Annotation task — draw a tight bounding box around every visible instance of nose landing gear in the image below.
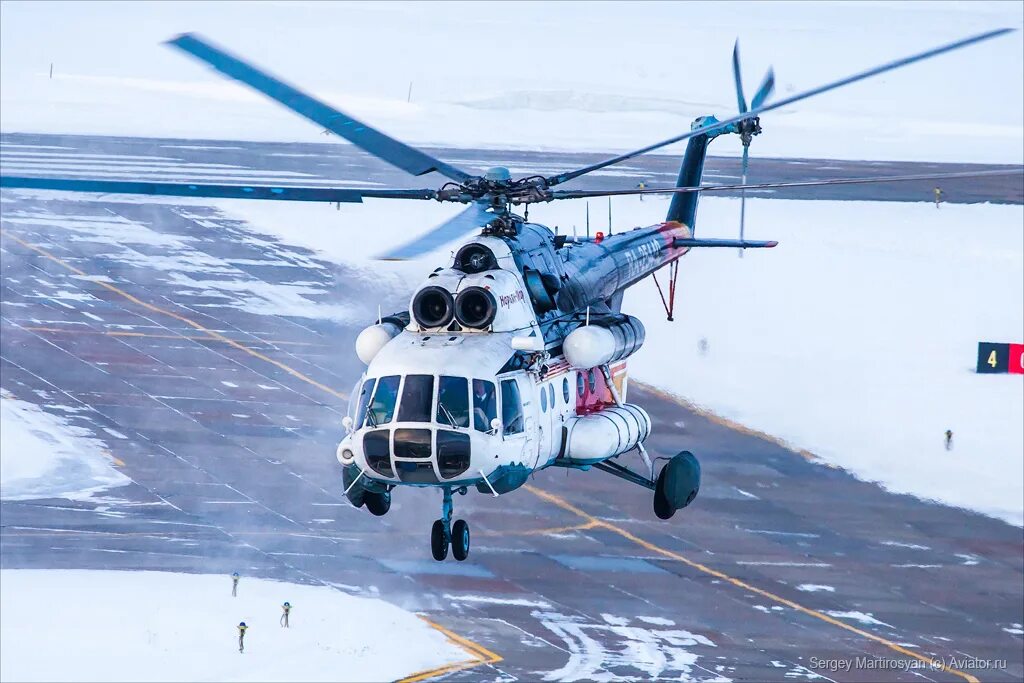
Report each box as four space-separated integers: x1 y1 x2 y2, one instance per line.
430 487 471 562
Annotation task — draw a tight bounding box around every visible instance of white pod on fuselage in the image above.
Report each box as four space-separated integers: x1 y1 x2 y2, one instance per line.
564 404 651 464
355 322 403 365
563 316 645 369
563 325 616 368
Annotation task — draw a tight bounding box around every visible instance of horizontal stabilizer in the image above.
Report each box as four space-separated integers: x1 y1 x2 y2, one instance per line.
673 237 777 249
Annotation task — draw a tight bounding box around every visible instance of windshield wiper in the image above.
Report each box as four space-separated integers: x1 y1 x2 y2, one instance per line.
365 407 379 428
438 402 458 428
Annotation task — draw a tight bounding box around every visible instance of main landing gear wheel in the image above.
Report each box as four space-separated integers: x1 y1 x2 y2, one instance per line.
451 519 470 561
653 450 702 520
365 490 391 516
430 519 449 561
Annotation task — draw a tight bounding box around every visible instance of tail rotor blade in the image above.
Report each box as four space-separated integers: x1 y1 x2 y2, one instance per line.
750 67 776 110
377 202 492 260
732 39 748 113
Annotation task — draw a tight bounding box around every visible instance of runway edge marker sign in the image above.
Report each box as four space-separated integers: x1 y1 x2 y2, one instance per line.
976 342 1024 374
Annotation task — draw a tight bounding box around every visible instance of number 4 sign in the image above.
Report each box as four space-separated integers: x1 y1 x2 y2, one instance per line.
977 342 1024 374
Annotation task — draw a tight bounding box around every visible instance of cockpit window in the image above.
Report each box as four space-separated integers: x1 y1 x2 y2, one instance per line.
500 378 524 435
437 376 469 428
472 379 497 432
398 374 434 423
366 375 399 426
353 377 375 428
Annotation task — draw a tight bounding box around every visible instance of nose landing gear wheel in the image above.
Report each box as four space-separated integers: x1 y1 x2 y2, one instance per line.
451 519 470 561
430 519 449 561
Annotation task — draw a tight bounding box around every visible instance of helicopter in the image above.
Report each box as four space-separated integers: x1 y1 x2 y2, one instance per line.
1 28 1016 562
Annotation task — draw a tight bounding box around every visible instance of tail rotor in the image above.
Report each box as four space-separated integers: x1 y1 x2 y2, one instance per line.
731 40 775 257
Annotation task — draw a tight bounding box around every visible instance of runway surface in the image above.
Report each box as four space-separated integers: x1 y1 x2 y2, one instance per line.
1 135 1022 682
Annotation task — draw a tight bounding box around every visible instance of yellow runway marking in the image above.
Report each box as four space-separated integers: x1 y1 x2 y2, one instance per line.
2 229 494 681
525 485 979 683
397 617 503 683
636 382 839 468
3 230 977 683
18 325 324 347
476 520 600 537
2 230 347 401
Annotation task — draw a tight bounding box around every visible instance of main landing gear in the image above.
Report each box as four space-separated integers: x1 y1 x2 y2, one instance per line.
592 449 701 520
431 486 471 562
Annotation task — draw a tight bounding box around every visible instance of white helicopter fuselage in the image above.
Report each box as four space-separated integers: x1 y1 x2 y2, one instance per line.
336 234 651 495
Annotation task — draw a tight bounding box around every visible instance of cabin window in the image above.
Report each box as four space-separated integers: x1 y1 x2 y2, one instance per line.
366 375 399 426
437 431 471 479
472 379 497 432
548 383 555 408
540 384 548 413
437 376 470 428
354 377 375 427
562 377 570 404
500 379 524 435
398 374 434 423
587 369 597 393
576 372 585 398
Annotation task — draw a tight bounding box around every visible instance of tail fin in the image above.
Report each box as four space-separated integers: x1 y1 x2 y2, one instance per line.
665 116 733 233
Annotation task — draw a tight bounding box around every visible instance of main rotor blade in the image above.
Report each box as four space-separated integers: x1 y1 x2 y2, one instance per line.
0 176 437 202
732 40 748 114
167 33 471 182
750 67 776 110
377 202 493 260
545 28 1013 187
549 168 1022 199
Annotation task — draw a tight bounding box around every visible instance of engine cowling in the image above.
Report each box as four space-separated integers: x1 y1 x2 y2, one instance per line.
565 404 651 464
563 315 645 369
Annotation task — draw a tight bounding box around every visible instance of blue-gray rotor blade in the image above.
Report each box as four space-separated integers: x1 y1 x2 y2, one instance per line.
732 40 748 113
167 33 471 183
0 176 437 202
750 67 775 109
549 168 1022 199
378 202 492 260
546 28 1013 187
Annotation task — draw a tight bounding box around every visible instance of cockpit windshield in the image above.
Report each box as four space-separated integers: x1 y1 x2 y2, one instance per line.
356 374 498 431
366 375 400 426
397 374 434 423
473 379 497 432
437 376 470 428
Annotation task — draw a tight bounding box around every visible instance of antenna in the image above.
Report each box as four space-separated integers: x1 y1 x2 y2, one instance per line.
607 197 612 236
586 201 590 238
585 306 591 326
377 304 382 325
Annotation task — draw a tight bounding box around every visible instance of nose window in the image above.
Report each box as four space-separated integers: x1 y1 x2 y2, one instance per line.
394 428 432 458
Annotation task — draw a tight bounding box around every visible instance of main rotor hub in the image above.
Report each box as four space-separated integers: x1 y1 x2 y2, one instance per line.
484 167 512 182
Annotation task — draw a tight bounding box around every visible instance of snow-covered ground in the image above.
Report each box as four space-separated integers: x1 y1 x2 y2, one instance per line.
0 389 129 501
1 2 1022 163
0 569 466 682
217 193 1024 527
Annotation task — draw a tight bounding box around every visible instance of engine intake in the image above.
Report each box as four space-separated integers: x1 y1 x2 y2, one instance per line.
454 287 497 329
412 286 455 328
